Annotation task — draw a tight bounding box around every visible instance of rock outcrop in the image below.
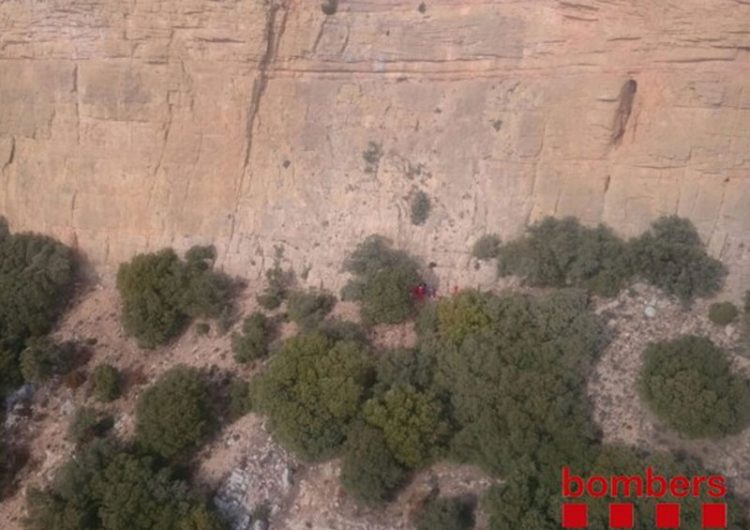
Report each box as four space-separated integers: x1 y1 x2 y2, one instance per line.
1 0 749 293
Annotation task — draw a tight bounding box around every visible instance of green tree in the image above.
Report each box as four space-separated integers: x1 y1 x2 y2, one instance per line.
0 225 76 397
116 246 234 348
68 407 113 446
20 338 77 383
135 366 212 459
708 301 739 325
231 312 272 363
431 290 606 475
254 333 374 460
339 423 409 504
286 289 336 330
639 335 750 438
417 497 474 530
410 191 431 226
363 384 449 469
471 234 501 260
91 364 121 402
436 290 494 344
342 236 422 325
496 217 632 297
630 216 725 302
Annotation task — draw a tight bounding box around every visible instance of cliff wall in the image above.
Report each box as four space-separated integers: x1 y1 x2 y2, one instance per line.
1 0 749 293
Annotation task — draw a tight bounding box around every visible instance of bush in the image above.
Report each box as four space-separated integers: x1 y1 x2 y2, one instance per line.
471 234 501 260
318 318 368 344
410 191 431 226
362 384 449 469
116 246 233 348
639 335 750 438
24 440 226 530
253 333 374 460
19 338 77 383
342 235 422 324
286 289 336 330
496 217 632 297
0 226 76 397
417 497 474 530
431 289 606 475
0 229 76 352
135 365 213 459
256 261 293 310
435 290 494 344
91 364 121 402
232 312 273 363
745 290 750 314
630 216 726 302
195 322 210 336
340 422 409 504
227 378 252 421
67 407 113 446
0 348 22 397
708 301 739 325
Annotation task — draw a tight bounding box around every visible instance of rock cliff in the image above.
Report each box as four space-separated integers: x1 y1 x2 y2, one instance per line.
1 0 749 293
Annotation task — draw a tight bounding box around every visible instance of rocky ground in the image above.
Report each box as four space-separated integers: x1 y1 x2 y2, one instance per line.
1 280 749 529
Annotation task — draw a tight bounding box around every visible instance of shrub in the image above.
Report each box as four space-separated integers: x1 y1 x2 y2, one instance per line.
360 265 421 324
708 302 739 325
362 142 383 174
91 364 121 402
0 226 76 397
375 348 434 392
342 235 423 324
0 348 22 397
435 290 494 344
318 318 368 344
232 312 273 363
135 365 213 459
256 261 293 310
340 423 409 504
745 290 750 314
67 407 113 446
253 333 374 460
19 338 77 383
410 191 431 226
286 289 336 330
471 234 501 260
24 439 226 530
431 289 606 475
195 322 210 336
639 335 750 438
363 384 449 469
496 217 632 297
417 497 474 530
116 246 233 348
0 228 76 353
630 216 726 302
227 378 252 421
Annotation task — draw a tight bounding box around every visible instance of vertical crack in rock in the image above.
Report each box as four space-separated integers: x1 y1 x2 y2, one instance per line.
2 138 15 173
611 79 637 144
72 63 80 145
226 0 289 254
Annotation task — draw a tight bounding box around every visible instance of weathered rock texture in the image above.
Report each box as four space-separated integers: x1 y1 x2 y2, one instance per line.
1 0 749 293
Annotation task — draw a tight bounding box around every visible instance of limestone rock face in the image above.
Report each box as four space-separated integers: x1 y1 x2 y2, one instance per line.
1 0 749 293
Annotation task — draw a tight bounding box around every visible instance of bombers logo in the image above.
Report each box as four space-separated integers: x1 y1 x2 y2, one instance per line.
561 467 728 528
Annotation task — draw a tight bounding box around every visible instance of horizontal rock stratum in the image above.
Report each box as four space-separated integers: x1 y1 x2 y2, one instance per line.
1 0 749 293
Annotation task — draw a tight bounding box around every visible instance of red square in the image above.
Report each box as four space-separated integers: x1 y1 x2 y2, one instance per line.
702 503 727 528
562 503 588 528
610 503 634 528
656 503 680 528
